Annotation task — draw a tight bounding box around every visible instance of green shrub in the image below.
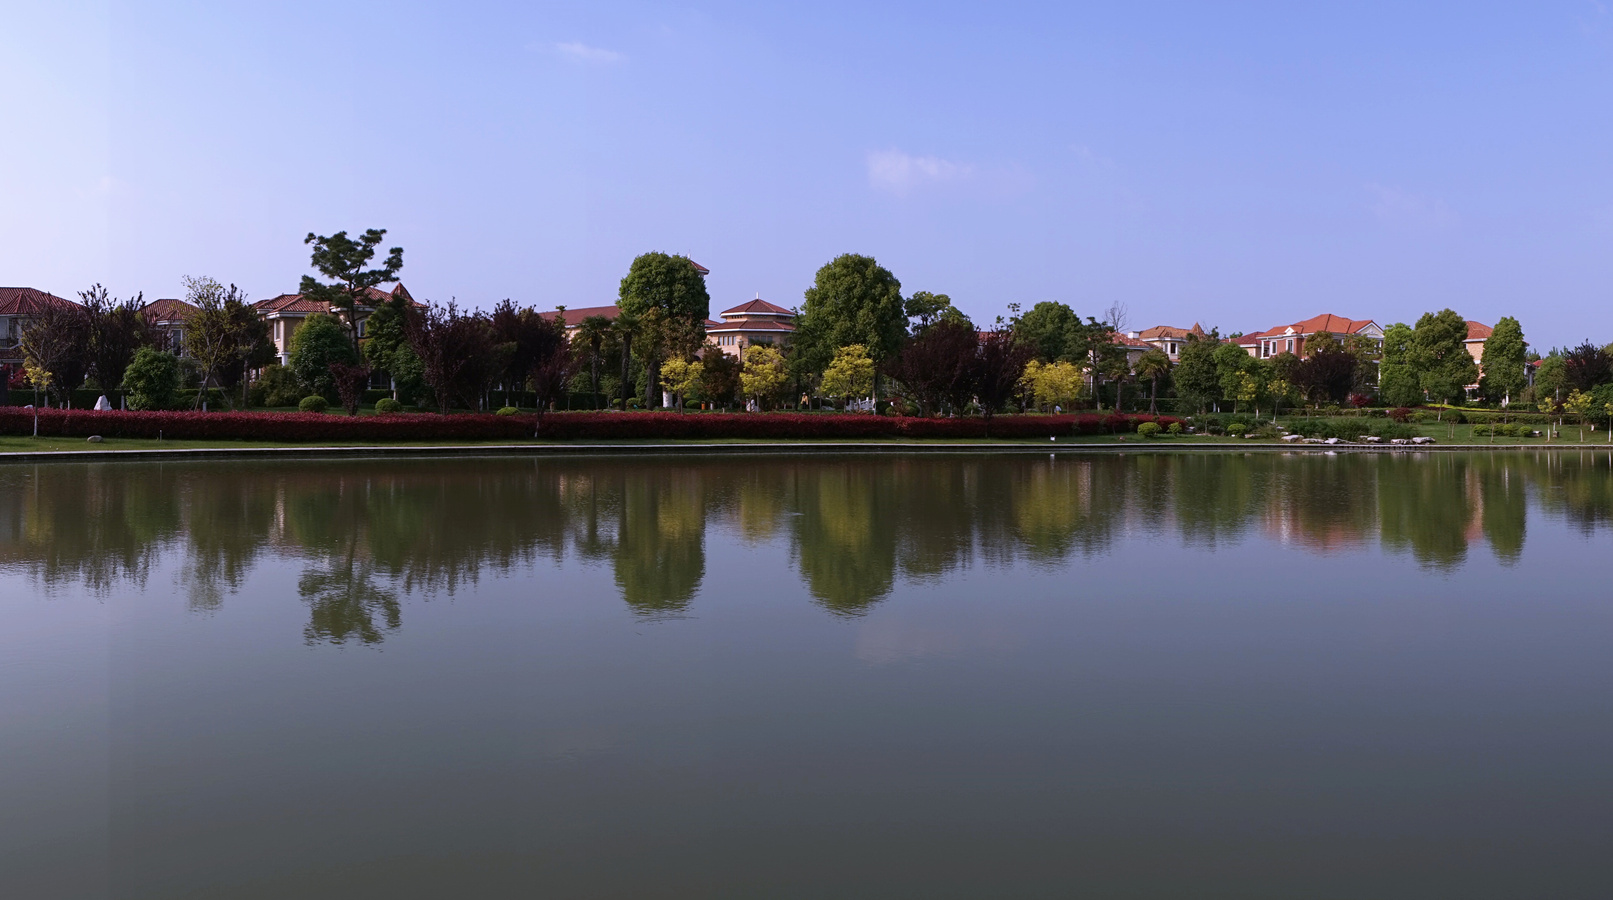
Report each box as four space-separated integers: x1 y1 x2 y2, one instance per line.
374 398 404 414
251 365 304 407
1167 422 1183 435
1137 421 1161 438
1227 423 1248 436
495 406 520 416
123 348 181 411
299 395 329 413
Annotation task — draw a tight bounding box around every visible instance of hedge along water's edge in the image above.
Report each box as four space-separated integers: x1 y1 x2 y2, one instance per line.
0 409 1184 443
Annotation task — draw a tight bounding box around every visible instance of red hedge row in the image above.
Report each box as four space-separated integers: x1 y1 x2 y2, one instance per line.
0 408 1183 443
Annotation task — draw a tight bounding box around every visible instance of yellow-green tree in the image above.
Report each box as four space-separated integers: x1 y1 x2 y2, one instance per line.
819 344 874 406
740 345 787 408
1021 359 1084 411
1564 389 1595 441
659 358 703 410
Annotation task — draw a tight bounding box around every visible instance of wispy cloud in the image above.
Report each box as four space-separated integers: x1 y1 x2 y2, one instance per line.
1366 183 1458 231
553 41 625 64
867 149 973 195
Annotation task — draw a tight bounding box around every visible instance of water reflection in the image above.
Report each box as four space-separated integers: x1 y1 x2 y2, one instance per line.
1 451 1610 641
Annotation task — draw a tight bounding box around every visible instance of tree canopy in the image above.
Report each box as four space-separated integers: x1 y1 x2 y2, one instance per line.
795 254 906 375
1407 309 1477 405
300 228 404 353
1479 316 1527 405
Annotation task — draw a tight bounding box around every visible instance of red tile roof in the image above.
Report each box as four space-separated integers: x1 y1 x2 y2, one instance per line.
1138 323 1205 340
719 298 794 318
538 304 621 326
141 298 198 322
253 283 414 316
253 293 329 315
1110 332 1152 350
707 318 795 333
1240 313 1377 342
1465 321 1492 342
0 287 75 316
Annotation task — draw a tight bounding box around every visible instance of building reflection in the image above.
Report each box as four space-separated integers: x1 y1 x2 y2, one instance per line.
1 450 1609 640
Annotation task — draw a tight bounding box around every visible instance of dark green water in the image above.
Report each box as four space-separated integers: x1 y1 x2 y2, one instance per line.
3 451 1612 899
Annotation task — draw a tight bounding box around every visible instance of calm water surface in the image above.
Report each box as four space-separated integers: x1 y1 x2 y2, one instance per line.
3 451 1612 899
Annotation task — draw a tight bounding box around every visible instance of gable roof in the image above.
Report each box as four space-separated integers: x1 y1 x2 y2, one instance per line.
0 287 75 317
141 298 198 322
720 298 794 318
1465 321 1493 342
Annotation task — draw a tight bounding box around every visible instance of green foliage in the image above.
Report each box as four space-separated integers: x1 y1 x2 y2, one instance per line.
298 395 329 413
1167 421 1183 434
495 406 520 416
795 254 905 375
1479 316 1527 405
1534 352 1567 406
699 352 741 407
1377 323 1421 407
1012 301 1080 362
618 253 711 405
1408 309 1478 404
300 228 404 352
905 291 968 332
1136 421 1161 438
1227 423 1248 436
1172 334 1222 411
374 397 404 414
288 313 358 397
122 347 181 411
1022 359 1083 409
251 364 305 407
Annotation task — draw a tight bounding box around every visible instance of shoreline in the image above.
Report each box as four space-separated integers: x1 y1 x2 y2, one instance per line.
0 440 1604 464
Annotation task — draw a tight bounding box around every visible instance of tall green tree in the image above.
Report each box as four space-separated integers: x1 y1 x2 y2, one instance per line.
1479 316 1527 406
904 291 967 333
1377 322 1422 407
288 312 358 399
300 228 404 354
618 252 710 409
1012 301 1080 362
1408 309 1478 404
1534 352 1567 407
1172 333 1222 413
796 254 905 389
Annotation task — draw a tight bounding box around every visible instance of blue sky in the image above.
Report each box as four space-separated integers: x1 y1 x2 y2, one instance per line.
2 1 1610 348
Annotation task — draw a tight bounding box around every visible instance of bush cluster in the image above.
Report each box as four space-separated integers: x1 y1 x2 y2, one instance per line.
0 409 1184 443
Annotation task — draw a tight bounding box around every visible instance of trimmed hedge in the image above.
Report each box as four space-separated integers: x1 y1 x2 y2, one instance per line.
0 409 1183 443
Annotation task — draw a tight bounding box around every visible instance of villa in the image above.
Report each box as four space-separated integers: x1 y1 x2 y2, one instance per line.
1237 314 1384 359
1130 323 1208 361
140 298 199 355
0 287 76 369
706 297 796 357
254 284 415 366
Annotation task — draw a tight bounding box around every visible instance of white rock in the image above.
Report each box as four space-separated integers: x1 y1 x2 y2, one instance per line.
86 435 103 443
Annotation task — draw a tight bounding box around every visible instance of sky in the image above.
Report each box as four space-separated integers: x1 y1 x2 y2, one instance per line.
2 0 1610 349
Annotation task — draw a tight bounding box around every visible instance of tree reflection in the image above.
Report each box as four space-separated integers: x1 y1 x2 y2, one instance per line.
613 471 706 616
299 547 401 646
10 450 1613 631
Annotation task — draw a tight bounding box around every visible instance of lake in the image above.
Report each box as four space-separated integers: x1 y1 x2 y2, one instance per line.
3 450 1611 898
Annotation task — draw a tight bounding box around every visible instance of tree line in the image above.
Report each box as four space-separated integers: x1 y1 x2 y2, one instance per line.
10 228 1590 418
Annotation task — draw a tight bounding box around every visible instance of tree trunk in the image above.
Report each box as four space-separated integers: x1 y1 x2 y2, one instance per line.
1149 374 1159 414
620 337 632 411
